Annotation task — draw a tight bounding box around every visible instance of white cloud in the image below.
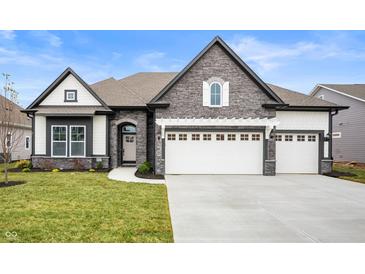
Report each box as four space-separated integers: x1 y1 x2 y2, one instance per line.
0 30 16 40
30 31 62 47
229 33 365 73
135 51 166 71
229 36 319 71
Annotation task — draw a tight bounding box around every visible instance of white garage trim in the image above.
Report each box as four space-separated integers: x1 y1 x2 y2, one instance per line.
156 117 279 139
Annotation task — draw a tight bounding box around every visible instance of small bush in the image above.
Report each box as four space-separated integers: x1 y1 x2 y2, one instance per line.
22 167 31 172
16 160 32 169
89 168 95 172
96 161 103 170
138 161 152 174
52 168 60 172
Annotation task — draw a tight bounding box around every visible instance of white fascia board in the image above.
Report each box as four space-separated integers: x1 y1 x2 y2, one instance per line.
311 85 365 103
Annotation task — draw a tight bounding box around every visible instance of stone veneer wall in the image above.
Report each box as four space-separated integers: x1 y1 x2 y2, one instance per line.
109 110 147 168
153 44 277 174
32 156 109 169
320 159 333 174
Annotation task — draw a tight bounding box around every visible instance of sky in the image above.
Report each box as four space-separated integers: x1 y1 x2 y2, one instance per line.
1 30 365 107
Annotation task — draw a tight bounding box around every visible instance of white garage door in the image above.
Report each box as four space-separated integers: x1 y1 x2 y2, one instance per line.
165 132 263 174
276 133 319 174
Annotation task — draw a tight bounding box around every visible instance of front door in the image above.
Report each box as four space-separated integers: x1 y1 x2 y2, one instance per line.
122 135 136 162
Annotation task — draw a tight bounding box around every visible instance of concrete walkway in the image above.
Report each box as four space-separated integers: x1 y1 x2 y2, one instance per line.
166 174 365 243
108 167 165 184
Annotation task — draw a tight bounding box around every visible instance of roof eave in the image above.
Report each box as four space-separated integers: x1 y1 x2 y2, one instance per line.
264 104 349 111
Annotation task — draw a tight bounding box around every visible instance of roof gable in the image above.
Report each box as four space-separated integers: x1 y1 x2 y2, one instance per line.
150 36 284 104
311 84 365 103
27 67 110 109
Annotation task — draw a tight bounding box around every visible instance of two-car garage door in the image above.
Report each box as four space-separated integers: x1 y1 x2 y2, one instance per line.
165 132 263 174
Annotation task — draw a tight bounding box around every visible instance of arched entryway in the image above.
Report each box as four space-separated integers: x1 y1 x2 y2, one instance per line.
119 123 137 165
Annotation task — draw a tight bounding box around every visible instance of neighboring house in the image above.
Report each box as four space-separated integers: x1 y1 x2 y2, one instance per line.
23 36 347 175
0 95 32 162
311 84 365 163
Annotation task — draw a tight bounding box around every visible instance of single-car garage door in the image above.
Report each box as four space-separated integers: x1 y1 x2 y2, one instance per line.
276 133 319 173
165 132 263 174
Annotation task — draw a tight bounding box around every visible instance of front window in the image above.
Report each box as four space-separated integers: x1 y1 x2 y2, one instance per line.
65 90 77 102
122 125 136 133
70 126 86 157
52 126 67 157
210 82 221 106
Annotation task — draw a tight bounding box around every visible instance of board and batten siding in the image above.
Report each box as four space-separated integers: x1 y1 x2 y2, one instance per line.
314 87 365 162
39 74 101 106
276 111 329 157
92 115 107 155
34 115 47 155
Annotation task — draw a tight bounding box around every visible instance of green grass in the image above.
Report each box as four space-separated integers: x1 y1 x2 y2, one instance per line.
333 163 365 184
0 167 173 243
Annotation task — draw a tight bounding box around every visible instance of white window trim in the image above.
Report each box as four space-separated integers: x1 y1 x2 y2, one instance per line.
209 82 223 107
332 132 342 138
70 125 86 157
51 125 68 158
25 136 31 150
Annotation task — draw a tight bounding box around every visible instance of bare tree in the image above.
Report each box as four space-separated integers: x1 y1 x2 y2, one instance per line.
0 73 23 183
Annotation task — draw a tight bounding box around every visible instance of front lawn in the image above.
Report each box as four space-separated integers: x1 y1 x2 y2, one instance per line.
333 163 365 184
0 169 173 243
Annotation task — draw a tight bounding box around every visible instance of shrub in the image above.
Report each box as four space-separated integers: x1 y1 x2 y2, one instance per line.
16 160 32 169
96 161 103 170
89 168 95 172
22 167 31 172
52 168 60 172
137 161 152 174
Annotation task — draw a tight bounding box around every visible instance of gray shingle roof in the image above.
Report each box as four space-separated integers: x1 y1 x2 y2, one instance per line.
319 84 365 101
91 73 338 108
268 84 337 107
90 72 178 107
1 95 31 126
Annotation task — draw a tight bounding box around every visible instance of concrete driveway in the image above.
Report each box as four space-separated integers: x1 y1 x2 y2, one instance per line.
165 174 365 242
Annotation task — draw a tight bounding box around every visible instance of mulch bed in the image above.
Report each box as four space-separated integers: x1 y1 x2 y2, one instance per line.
3 168 111 173
135 171 165 180
324 171 357 178
0 181 26 188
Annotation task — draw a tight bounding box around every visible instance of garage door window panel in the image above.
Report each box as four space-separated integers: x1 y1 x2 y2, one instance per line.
192 134 200 141
216 134 224 141
227 134 236 141
240 134 249 141
203 134 211 141
167 134 176 141
252 134 260 141
179 134 187 141
285 135 293 142
275 135 282 141
297 135 305 142
308 135 316 142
